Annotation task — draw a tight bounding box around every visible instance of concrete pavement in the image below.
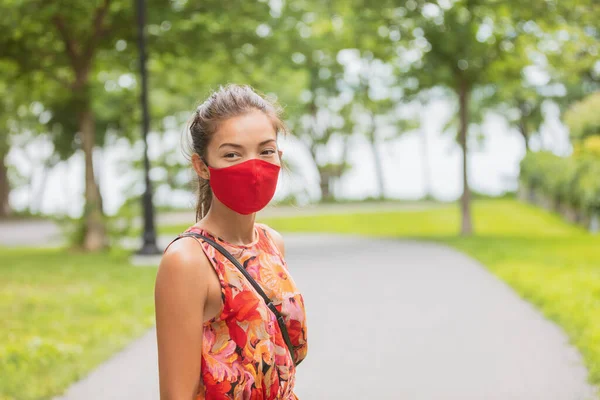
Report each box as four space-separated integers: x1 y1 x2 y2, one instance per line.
53 233 597 400
0 218 64 248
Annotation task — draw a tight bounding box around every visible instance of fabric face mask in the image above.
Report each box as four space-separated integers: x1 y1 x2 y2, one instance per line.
207 158 281 215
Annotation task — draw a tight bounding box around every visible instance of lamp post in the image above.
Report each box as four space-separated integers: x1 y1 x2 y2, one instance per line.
135 0 160 255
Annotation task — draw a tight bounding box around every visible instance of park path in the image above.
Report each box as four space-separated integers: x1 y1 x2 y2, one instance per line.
52 233 596 400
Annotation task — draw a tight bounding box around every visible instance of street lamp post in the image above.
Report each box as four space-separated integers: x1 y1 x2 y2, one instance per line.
135 0 160 255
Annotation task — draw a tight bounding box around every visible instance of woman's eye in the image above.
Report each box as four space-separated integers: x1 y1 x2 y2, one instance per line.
224 153 238 158
262 149 276 156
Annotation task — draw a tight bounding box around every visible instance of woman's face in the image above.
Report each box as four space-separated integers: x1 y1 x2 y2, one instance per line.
205 109 281 169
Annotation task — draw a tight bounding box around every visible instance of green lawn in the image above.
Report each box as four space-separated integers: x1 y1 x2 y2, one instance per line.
262 199 600 387
0 247 157 400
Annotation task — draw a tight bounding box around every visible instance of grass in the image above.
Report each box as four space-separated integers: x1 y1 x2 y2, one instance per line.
151 200 445 238
0 246 157 400
261 199 600 387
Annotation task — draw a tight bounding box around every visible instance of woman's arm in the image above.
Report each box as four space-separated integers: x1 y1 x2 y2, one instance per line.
155 238 211 400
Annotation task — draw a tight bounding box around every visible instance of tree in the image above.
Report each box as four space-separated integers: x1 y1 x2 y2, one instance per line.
274 0 410 202
501 89 544 152
337 0 403 200
441 86 489 153
291 88 353 202
0 0 142 249
412 92 440 199
122 1 308 211
485 65 546 152
0 61 18 218
565 91 600 144
399 0 539 235
0 59 60 218
345 54 398 200
270 1 352 202
0 132 11 218
547 0 599 109
1 0 281 248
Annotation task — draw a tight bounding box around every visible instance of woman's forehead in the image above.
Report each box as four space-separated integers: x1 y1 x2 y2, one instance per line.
212 110 277 145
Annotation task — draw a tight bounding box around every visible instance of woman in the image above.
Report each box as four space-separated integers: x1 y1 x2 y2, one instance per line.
155 84 308 400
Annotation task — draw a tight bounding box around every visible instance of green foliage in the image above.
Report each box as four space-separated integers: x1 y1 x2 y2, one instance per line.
2 0 599 237
565 92 600 141
573 157 600 213
51 199 141 249
544 1 599 110
488 82 546 150
105 196 141 244
394 0 546 233
262 199 600 386
0 247 156 400
53 215 87 248
520 151 600 212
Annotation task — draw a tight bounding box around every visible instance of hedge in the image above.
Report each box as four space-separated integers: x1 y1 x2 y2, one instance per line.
519 151 600 230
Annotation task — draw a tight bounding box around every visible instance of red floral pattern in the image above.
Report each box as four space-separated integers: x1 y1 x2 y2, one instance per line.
170 223 308 400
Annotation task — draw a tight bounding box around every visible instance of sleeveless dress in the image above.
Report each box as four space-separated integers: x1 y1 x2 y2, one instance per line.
164 223 308 400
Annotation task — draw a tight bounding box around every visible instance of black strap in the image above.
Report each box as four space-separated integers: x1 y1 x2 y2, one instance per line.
175 232 299 366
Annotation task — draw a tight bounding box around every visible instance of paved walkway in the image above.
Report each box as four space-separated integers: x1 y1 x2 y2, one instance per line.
53 234 597 400
0 219 63 247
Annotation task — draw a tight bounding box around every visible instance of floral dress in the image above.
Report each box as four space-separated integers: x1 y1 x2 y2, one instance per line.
164 223 308 399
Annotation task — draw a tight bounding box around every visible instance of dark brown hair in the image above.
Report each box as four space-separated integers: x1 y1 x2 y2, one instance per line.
186 84 286 222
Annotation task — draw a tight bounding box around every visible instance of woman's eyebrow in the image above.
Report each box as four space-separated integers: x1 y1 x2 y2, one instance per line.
219 139 276 150
219 143 243 149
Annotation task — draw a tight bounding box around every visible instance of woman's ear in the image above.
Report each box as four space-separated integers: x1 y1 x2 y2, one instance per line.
278 149 283 160
192 153 210 180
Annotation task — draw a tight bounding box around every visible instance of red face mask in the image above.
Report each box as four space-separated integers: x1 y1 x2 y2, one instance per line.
207 159 281 215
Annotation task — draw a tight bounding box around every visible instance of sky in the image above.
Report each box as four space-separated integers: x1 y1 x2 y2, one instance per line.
8 97 572 218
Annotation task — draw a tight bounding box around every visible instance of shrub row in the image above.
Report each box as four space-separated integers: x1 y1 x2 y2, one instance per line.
519 151 600 232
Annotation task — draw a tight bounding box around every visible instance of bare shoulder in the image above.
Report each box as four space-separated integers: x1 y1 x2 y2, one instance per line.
155 237 212 300
260 224 286 257
155 237 210 398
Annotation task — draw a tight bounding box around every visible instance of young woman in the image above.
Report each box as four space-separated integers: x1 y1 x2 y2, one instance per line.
155 85 308 400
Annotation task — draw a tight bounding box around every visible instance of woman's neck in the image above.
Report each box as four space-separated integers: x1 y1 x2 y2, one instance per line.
196 201 257 246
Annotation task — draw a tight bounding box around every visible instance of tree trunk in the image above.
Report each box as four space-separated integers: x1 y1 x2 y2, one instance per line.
334 135 351 198
306 143 333 203
318 168 333 202
94 149 105 216
368 131 386 200
458 80 473 236
518 104 530 151
518 125 530 151
0 148 10 219
79 105 107 251
420 129 432 199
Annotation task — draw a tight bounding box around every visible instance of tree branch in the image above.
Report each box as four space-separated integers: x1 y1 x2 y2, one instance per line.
52 15 80 73
83 0 112 64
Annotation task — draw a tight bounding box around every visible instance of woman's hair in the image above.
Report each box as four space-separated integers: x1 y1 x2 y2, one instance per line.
187 84 286 221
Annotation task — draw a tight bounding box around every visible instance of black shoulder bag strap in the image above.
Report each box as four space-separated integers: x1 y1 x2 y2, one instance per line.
176 232 299 366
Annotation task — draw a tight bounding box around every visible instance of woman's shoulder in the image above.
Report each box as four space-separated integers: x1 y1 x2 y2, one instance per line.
256 223 285 257
158 235 213 291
